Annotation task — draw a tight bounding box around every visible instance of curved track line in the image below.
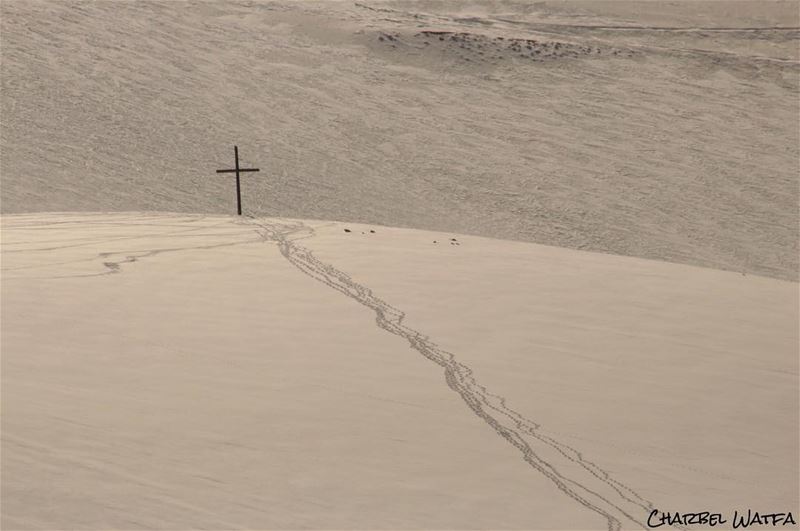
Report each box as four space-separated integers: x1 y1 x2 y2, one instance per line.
246 217 678 531
3 237 262 280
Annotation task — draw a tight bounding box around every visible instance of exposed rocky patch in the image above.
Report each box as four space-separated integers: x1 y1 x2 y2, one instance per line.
375 30 637 64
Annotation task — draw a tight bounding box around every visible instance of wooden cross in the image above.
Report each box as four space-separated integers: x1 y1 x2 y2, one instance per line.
215 145 260 216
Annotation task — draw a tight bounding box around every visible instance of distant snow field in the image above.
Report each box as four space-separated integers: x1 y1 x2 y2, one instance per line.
1 0 798 280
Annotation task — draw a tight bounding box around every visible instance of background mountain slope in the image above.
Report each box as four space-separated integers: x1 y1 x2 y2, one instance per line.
1 0 798 280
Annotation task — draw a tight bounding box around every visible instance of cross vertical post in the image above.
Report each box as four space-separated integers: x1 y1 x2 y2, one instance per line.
234 145 242 216
215 145 260 216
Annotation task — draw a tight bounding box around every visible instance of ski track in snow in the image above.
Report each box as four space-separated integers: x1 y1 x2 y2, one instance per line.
245 216 683 531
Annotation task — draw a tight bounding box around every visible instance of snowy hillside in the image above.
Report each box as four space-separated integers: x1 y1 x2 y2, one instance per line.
2 212 797 529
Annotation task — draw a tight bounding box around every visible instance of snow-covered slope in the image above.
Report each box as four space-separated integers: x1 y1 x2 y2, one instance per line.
2 212 797 530
2 2 798 528
1 1 797 280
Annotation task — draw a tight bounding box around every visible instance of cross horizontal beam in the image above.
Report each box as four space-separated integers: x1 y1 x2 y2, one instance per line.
216 168 260 173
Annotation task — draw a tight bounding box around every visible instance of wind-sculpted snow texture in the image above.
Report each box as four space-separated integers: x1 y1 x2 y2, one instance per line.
247 217 674 531
1 1 798 281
